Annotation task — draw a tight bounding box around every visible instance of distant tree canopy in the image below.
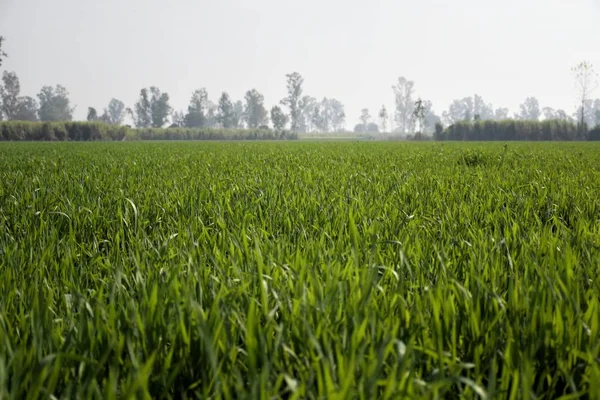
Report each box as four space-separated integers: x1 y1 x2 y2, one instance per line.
217 92 235 129
184 89 208 128
37 85 74 122
132 87 171 128
13 96 38 122
518 97 541 121
442 95 493 125
270 105 288 131
104 98 126 125
0 71 39 122
438 119 582 141
87 107 98 122
244 89 268 129
353 122 378 134
1 71 20 120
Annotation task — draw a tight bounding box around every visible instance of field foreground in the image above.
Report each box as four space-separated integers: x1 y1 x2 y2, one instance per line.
1 141 599 399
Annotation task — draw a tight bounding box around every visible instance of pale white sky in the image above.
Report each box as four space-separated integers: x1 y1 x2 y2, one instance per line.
1 0 599 126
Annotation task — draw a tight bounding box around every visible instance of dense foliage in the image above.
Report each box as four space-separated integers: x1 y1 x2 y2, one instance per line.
588 126 600 141
133 127 295 141
438 119 584 141
0 142 599 398
0 121 295 141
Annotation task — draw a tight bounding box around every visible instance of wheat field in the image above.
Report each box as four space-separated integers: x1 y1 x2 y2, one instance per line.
0 141 599 399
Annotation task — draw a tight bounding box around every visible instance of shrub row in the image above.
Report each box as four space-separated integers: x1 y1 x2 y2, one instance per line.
0 121 128 141
437 119 589 141
132 127 297 141
588 126 600 141
0 121 297 141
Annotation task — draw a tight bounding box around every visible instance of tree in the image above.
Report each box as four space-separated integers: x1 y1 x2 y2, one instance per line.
494 108 510 120
0 75 39 121
232 100 244 129
462 97 474 121
104 98 126 125
542 107 556 120
473 94 494 120
171 110 185 127
270 105 288 131
149 87 171 128
133 88 152 128
217 92 235 128
378 105 388 133
572 61 599 133
443 95 494 125
422 101 441 133
0 36 7 68
0 71 20 120
37 85 74 121
443 99 467 125
573 99 600 128
87 107 98 121
360 108 371 132
318 98 332 132
555 109 570 121
133 87 171 128
13 96 38 121
353 122 378 133
281 72 304 132
299 96 317 132
312 107 323 132
518 97 541 120
184 89 208 128
244 89 268 128
204 100 218 128
366 122 379 133
413 99 426 133
329 99 346 132
392 77 415 133
313 97 342 132
434 122 444 140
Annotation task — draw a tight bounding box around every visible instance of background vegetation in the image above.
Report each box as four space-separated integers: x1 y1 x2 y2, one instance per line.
437 119 588 141
1 35 599 139
0 121 296 141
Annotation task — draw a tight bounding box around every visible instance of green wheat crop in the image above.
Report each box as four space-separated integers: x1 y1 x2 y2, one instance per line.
0 141 599 399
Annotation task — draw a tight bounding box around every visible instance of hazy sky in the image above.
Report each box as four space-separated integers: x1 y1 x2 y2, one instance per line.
1 0 599 126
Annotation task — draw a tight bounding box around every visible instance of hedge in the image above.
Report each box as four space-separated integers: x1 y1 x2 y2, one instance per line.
0 121 297 141
438 119 584 141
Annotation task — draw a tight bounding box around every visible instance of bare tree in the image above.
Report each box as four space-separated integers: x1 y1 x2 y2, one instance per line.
572 62 598 134
392 77 415 133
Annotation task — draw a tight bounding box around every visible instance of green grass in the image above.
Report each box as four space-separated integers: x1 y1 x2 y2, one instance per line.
1 141 599 399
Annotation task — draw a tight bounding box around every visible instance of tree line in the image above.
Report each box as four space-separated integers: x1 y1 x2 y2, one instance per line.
356 64 599 139
1 35 599 140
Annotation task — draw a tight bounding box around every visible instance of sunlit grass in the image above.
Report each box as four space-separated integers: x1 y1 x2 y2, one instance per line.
0 141 599 399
